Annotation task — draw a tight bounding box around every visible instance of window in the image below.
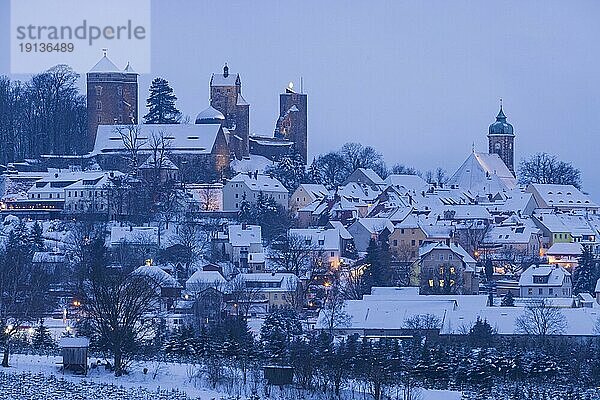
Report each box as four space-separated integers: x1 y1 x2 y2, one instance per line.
401 229 405 234
274 294 278 300
549 288 554 295
439 279 445 287
393 240 398 246
97 115 101 123
95 86 102 95
117 87 123 96
411 240 416 246
528 288 533 295
449 267 455 274
428 279 434 287
538 288 543 295
448 254 453 260
235 193 239 198
439 267 444 274
96 100 102 110
330 251 335 257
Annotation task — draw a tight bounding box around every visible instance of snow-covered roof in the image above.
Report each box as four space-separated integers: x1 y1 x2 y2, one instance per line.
229 273 298 292
59 337 90 348
484 223 540 245
211 72 239 86
447 152 517 195
595 278 600 293
230 155 274 174
132 265 182 288
288 228 341 251
547 242 583 256
195 105 225 123
186 270 226 292
110 226 159 246
297 184 329 199
328 221 353 240
317 287 599 336
419 241 476 265
32 251 66 264
228 224 262 247
89 55 120 73
527 184 598 209
518 264 570 287
92 124 224 156
229 173 288 193
384 174 430 193
236 93 249 106
343 168 385 187
352 218 394 234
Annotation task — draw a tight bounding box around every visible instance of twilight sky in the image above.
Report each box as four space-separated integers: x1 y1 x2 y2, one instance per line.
1 1 599 196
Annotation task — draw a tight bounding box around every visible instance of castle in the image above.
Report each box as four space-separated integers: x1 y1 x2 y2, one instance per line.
87 56 308 180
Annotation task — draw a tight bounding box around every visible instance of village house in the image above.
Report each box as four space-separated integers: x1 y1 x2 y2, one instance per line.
418 241 479 295
518 264 572 298
222 172 288 212
289 183 329 213
347 217 394 253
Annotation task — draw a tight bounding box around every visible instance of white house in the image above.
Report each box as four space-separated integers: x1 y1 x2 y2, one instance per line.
347 218 394 252
546 242 583 270
227 272 299 314
288 227 344 269
526 183 599 214
223 172 288 212
185 270 227 294
216 224 263 270
518 264 572 298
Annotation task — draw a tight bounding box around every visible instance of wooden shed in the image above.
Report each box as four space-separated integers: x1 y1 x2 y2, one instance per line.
59 337 89 375
263 365 294 386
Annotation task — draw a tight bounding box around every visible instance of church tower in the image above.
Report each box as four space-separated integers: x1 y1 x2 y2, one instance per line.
488 101 515 176
87 50 138 151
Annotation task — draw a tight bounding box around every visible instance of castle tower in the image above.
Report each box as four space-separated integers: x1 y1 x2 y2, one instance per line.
275 83 307 163
209 64 249 158
87 50 138 151
488 101 515 176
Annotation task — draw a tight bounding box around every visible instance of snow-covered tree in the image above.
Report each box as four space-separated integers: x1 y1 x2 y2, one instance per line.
31 319 54 349
144 77 181 124
573 244 598 295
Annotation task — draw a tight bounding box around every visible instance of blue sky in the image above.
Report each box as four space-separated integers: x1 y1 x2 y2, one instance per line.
1 1 599 196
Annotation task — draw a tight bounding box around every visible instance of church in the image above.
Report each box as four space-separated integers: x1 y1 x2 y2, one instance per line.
87 55 308 181
447 103 517 196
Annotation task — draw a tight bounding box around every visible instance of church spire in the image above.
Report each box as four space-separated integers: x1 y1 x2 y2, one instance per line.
223 63 229 78
496 98 506 121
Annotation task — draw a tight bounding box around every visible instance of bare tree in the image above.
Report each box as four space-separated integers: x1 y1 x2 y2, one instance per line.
80 265 164 376
518 152 582 189
228 277 263 319
115 124 147 177
321 281 351 335
198 185 220 211
515 299 568 340
270 232 317 276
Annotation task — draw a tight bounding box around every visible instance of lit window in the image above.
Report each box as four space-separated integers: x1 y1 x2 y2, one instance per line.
439 279 445 287
428 279 434 287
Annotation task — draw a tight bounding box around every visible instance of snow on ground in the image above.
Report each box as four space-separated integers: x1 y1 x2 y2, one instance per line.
4 353 462 400
7 354 225 399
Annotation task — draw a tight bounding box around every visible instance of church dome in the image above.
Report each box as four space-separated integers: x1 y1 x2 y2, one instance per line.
195 105 225 124
488 106 514 135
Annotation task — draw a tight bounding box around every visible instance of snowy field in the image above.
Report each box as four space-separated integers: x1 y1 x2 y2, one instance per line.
1 354 462 400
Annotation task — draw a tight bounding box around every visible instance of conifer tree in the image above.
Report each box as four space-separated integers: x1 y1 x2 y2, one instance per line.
31 319 54 349
29 221 45 253
144 77 181 124
573 244 598 295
